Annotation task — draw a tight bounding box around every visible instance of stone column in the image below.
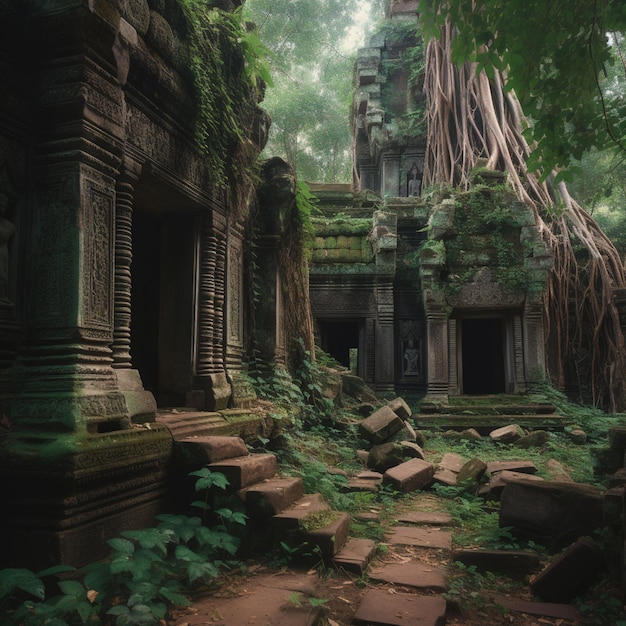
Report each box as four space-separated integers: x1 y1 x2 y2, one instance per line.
193 213 231 410
425 306 449 401
448 319 460 395
374 279 395 392
523 298 547 384
112 174 157 421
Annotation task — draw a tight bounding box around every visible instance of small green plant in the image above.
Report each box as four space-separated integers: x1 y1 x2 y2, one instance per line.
0 470 245 626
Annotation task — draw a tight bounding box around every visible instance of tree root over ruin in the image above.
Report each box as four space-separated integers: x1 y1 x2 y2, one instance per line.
423 22 626 410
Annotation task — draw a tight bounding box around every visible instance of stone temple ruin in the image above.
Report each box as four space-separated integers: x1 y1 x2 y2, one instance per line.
310 1 552 402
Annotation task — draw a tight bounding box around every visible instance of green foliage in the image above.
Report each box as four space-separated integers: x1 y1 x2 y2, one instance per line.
0 472 244 625
418 0 626 178
178 2 271 191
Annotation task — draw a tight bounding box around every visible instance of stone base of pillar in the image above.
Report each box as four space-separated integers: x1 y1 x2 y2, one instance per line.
114 368 157 423
192 373 232 411
0 424 172 570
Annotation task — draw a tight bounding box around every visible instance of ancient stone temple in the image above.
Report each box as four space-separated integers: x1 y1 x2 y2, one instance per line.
0 0 279 569
309 0 552 401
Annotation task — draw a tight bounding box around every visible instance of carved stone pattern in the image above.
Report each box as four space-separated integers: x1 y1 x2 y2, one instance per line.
83 179 113 329
112 180 133 368
32 172 77 326
448 319 458 390
227 240 242 345
214 233 226 370
196 216 216 375
513 314 525 385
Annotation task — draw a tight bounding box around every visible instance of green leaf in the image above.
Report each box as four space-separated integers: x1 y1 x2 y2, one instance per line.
0 569 45 600
108 537 135 556
57 579 85 597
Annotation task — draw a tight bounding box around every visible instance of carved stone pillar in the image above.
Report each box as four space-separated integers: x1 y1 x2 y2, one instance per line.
375 279 395 392
523 298 547 384
448 319 460 395
425 307 449 401
112 175 157 421
193 214 231 410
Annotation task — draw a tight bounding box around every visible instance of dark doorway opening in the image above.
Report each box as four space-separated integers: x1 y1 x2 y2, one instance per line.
132 208 197 406
318 320 360 371
461 318 506 394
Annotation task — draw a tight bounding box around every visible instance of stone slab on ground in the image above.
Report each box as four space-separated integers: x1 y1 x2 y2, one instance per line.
208 453 277 489
433 467 458 486
395 510 453 526
340 477 380 493
452 549 541 580
333 537 377 574
494 598 582 621
273 493 330 531
489 469 544 497
353 589 446 626
386 526 453 550
171 571 325 626
368 561 447 592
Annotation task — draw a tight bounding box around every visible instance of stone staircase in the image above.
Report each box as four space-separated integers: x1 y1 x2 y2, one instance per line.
415 394 567 433
170 434 377 571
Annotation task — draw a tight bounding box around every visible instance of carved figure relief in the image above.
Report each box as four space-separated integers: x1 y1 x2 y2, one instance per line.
407 160 423 197
399 319 423 378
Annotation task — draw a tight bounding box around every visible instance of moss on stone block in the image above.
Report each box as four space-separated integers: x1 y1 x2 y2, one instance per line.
325 236 337 249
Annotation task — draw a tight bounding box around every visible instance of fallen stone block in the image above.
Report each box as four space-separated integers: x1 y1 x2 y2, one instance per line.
487 460 537 475
358 405 404 444
514 430 549 448
460 427 481 440
390 420 417 442
238 476 304 519
387 396 412 420
367 442 407 471
530 537 606 602
332 537 377 575
452 548 541 580
433 467 457 486
500 480 605 549
609 467 626 488
489 423 524 443
489 470 544 498
568 428 587 445
545 459 573 482
439 452 465 473
383 458 434 493
457 457 487 490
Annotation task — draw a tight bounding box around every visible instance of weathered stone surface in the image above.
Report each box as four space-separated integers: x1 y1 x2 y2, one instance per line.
305 511 350 556
396 510 453 525
438 452 464 473
487 460 537 475
341 374 378 403
568 428 587 445
457 457 487 489
386 526 453 550
414 429 428 447
367 442 407 471
489 423 525 443
452 549 541 580
273 494 329 531
398 440 425 459
494 598 582 622
332 537 377 574
353 590 446 626
460 427 481 440
238 476 304 518
357 470 384 481
390 420 417 442
368 562 447 592
387 396 412 420
500 481 605 548
383 458 434 492
489 470 544 497
340 478 380 493
514 430 549 448
590 445 623 474
433 467 457 486
603 486 625 526
609 467 626 488
174 435 248 468
609 426 626 450
358 405 405 443
545 459 573 482
530 537 606 602
356 449 369 463
208 453 277 490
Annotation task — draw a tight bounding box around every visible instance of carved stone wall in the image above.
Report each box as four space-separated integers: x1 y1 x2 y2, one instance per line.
0 0 264 569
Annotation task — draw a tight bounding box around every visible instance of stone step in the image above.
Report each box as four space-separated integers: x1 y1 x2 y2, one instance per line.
353 590 446 626
272 493 351 557
173 435 249 470
208 453 277 490
414 414 566 433
332 537 377 574
368 561 448 592
238 476 305 519
419 400 556 415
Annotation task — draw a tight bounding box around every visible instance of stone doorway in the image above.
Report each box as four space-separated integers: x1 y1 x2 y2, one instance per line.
318 320 362 374
132 208 199 407
460 318 508 395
